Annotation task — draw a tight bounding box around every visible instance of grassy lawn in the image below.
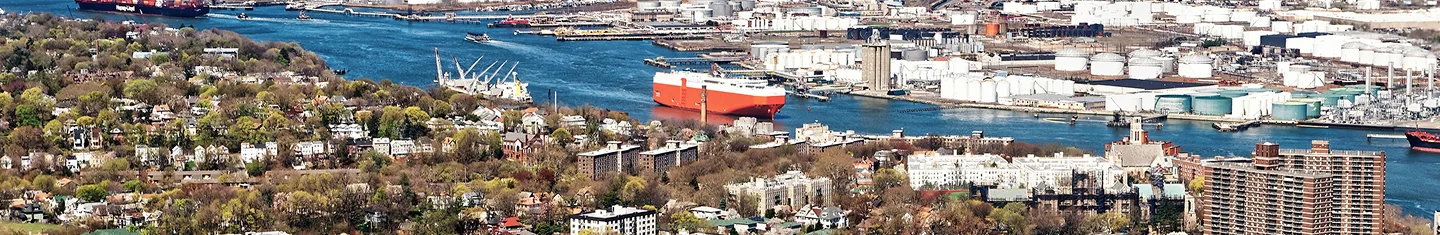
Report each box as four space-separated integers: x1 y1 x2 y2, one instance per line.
0 222 61 233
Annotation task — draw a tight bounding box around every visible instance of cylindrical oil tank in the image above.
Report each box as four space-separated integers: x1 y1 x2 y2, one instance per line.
996 80 1012 98
1128 49 1162 59
902 48 927 61
1358 44 1377 65
1193 96 1232 116
638 0 661 10
710 1 733 17
980 79 998 103
1271 102 1309 120
1317 93 1343 106
1091 53 1125 76
1373 46 1396 67
966 79 982 102
739 0 755 10
1154 94 1192 113
1292 98 1322 118
1055 48 1090 71
1341 41 1365 63
1129 57 1164 79
1155 57 1175 73
1290 90 1316 98
985 24 1001 36
1219 90 1249 98
1178 54 1214 78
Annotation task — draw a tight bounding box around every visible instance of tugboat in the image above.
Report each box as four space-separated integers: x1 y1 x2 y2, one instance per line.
297 10 311 20
1405 131 1440 152
237 12 250 19
465 32 491 43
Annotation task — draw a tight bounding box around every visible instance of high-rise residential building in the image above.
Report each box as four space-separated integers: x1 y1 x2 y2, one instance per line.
725 170 832 213
1199 141 1386 235
637 140 698 175
569 205 657 235
577 141 642 179
861 30 891 91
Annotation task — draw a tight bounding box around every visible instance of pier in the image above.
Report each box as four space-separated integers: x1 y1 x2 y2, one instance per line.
557 34 708 41
1366 133 1406 139
642 56 744 68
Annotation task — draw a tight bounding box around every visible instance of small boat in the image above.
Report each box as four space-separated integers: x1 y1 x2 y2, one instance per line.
237 12 250 19
332 69 347 75
297 11 311 20
465 32 491 43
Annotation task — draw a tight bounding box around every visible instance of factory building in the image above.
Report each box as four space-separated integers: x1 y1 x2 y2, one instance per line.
1196 141 1386 235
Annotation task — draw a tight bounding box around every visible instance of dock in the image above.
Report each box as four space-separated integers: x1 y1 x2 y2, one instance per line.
557 34 708 41
642 56 744 68
1213 120 1261 132
787 90 831 101
1366 133 1406 139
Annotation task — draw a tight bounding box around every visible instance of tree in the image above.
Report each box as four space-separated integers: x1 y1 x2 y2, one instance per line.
32 175 56 193
1086 212 1130 233
550 128 573 145
988 202 1031 235
76 184 109 202
619 176 647 203
123 79 160 103
124 179 146 193
1189 176 1205 195
669 211 709 232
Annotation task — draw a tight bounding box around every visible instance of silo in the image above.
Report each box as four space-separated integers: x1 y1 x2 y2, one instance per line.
1090 53 1125 76
1271 102 1309 120
1340 41 1365 63
1055 48 1090 71
710 1 733 17
1178 54 1214 78
1129 57 1164 79
980 79 998 103
1154 94 1193 113
1192 96 1233 116
1016 76 1035 95
902 48 928 61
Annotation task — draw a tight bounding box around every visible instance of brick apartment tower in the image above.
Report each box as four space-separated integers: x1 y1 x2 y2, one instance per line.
1201 140 1386 235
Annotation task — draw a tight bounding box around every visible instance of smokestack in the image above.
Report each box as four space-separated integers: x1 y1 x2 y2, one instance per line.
700 85 708 127
1366 66 1373 98
1389 62 1395 92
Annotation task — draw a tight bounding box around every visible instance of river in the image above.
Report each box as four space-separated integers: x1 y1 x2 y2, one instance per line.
6 1 1439 218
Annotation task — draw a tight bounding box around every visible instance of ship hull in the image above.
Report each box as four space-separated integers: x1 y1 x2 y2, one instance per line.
1405 132 1440 152
76 1 210 17
653 82 784 118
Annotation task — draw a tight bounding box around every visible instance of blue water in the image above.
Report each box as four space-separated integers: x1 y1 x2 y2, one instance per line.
7 1 1439 218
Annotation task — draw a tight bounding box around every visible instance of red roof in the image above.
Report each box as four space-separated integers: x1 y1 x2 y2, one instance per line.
501 217 522 228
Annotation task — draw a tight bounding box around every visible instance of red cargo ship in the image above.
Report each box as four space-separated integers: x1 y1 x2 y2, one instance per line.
652 70 786 118
75 0 210 18
1405 131 1440 152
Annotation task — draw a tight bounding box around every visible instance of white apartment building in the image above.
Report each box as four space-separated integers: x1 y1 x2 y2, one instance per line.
569 205 657 235
725 170 832 213
906 153 1129 194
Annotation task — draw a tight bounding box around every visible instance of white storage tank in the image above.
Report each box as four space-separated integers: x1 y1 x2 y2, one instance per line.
1404 49 1431 71
1373 46 1396 67
1286 37 1314 54
1155 57 1176 73
1128 49 1162 59
1129 57 1164 79
1359 44 1377 65
1271 21 1293 33
1091 53 1126 76
996 80 1012 98
980 79 998 103
1056 48 1090 71
1387 45 1408 67
966 79 982 102
1016 76 1035 95
1179 54 1214 78
1340 41 1365 63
